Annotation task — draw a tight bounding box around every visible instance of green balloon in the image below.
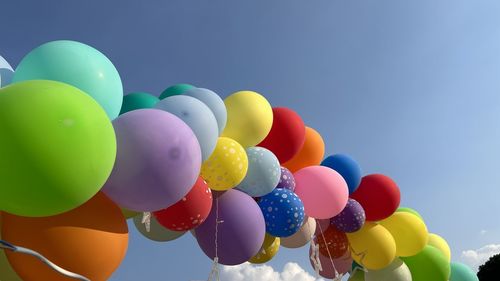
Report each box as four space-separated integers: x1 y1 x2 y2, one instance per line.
159 83 195 100
402 245 451 281
0 80 116 217
348 270 365 281
120 92 159 114
13 40 123 119
450 262 479 281
0 214 22 281
397 207 424 220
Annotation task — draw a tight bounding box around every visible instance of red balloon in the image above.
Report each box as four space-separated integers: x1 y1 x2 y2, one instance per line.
154 177 213 231
350 174 400 221
258 107 306 163
315 225 349 258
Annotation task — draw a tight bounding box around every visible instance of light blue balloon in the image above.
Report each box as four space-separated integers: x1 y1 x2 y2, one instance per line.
450 262 478 281
0 55 14 87
237 147 281 197
183 87 227 134
13 40 123 119
155 95 218 161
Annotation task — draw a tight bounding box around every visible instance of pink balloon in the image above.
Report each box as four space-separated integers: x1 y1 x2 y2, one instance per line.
294 166 349 219
309 246 353 279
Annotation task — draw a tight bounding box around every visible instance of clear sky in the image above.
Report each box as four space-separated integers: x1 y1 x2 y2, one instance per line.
2 1 500 280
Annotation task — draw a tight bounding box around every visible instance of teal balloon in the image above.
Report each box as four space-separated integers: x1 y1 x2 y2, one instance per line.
120 92 159 114
159 83 195 99
450 262 478 281
0 55 14 87
13 40 123 119
183 88 227 134
236 147 281 197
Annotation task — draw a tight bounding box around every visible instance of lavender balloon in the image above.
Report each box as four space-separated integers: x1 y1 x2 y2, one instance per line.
275 167 295 191
195 189 265 265
102 109 202 211
330 198 366 233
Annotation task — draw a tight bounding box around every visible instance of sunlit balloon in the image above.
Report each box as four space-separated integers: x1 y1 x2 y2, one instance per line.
281 216 316 248
402 245 450 281
120 92 159 114
283 127 325 172
365 258 412 281
379 212 428 257
183 87 227 134
236 147 281 197
249 234 280 264
159 83 195 99
428 233 451 263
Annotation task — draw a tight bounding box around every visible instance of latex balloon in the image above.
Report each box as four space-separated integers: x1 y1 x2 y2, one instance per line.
379 212 428 257
258 107 306 163
2 192 128 281
195 189 265 265
258 189 305 237
348 270 365 281
249 234 280 264
13 40 123 119
102 109 201 212
428 233 451 263
365 258 412 281
122 208 140 219
350 174 401 221
222 91 273 147
276 167 296 191
154 177 213 231
281 216 316 248
294 166 349 219
450 262 479 281
316 225 349 258
159 83 195 99
309 247 352 279
0 80 116 217
133 214 185 242
0 213 23 281
397 207 424 220
321 154 362 194
236 147 281 197
331 198 366 233
282 127 325 172
200 137 248 191
402 246 450 281
183 87 227 134
120 92 159 114
315 219 331 235
346 222 397 270
0 55 14 87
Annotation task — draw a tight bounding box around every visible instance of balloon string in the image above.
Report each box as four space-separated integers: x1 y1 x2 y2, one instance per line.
308 220 322 277
208 197 222 281
317 222 342 280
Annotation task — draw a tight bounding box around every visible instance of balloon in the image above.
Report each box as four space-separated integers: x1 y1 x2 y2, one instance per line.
402 245 450 281
331 198 366 233
258 107 306 163
350 174 401 221
222 91 273 147
428 233 451 263
258 189 305 237
379 212 428 257
276 167 296 191
121 208 140 219
315 219 331 235
348 270 365 281
249 234 280 264
316 225 349 258
281 216 316 248
282 127 325 172
120 92 159 114
0 80 116 217
450 262 479 281
346 222 397 270
195 189 265 265
102 109 201 212
321 154 362 194
365 258 412 281
0 213 22 281
200 137 248 191
154 177 213 231
0 55 14 87
309 247 353 279
133 214 185 242
159 83 195 99
236 147 281 197
2 192 128 281
397 207 424 220
13 40 123 119
155 95 218 161
294 166 349 219
183 87 227 134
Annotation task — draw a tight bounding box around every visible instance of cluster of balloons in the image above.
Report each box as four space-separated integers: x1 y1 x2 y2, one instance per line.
0 41 478 281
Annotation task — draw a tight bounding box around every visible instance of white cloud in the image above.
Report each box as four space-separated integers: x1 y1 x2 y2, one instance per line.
218 262 327 281
461 244 500 271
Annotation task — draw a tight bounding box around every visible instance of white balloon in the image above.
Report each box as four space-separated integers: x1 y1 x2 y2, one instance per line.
0 55 14 87
365 258 412 281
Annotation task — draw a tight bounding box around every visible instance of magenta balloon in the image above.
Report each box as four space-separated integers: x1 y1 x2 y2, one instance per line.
102 109 202 211
294 166 349 219
309 246 353 279
195 189 266 265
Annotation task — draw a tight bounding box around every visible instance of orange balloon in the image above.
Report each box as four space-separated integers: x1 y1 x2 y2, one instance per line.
283 127 325 172
1 192 128 281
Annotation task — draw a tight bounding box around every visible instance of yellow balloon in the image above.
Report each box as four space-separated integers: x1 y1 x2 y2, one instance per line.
222 91 273 147
201 137 249 191
379 212 428 257
121 208 140 219
249 233 280 264
347 222 396 270
0 213 23 281
427 233 451 263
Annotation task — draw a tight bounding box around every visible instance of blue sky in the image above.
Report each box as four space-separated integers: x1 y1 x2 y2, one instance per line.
2 0 500 279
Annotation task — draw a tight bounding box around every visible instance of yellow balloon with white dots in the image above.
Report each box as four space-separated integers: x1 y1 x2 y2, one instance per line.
249 233 280 264
201 137 249 191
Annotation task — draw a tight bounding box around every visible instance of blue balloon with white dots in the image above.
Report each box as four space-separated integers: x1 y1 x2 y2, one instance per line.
258 189 305 237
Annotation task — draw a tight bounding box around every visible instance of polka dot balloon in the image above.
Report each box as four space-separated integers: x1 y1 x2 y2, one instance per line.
315 225 349 258
258 188 305 237
236 147 281 197
331 198 366 233
275 167 296 191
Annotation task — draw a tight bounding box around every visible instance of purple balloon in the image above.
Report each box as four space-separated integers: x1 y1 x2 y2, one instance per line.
195 189 265 265
275 167 296 191
330 198 366 233
102 109 202 211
